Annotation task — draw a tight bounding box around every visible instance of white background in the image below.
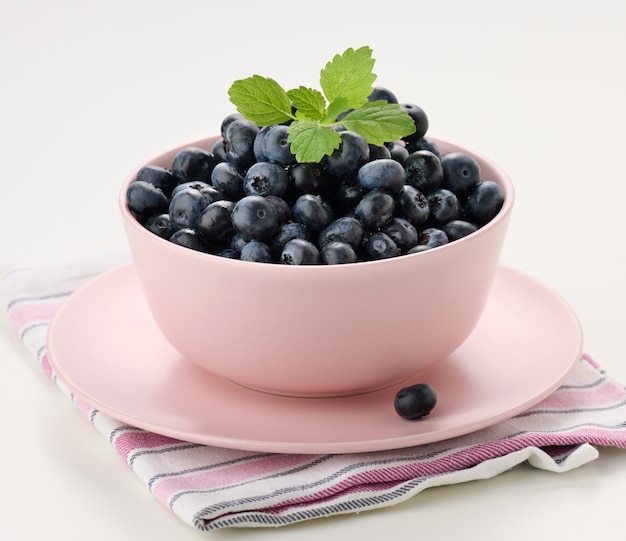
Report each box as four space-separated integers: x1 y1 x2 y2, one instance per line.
1 0 625 538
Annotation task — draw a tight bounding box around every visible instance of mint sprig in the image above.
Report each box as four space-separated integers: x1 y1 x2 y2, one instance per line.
227 46 416 163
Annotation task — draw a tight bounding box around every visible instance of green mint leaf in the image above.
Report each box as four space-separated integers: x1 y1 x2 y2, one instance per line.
340 101 416 146
287 121 342 163
228 75 293 126
322 97 350 124
287 86 326 121
320 46 376 109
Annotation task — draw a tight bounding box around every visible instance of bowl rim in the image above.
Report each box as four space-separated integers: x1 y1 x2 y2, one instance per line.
119 135 515 271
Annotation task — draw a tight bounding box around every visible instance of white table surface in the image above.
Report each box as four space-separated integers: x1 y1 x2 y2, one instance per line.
2 0 625 538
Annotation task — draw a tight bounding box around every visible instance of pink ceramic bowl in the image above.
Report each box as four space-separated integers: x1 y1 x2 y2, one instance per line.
120 136 514 397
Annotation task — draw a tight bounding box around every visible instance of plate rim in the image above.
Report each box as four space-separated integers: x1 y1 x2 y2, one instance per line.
46 262 583 454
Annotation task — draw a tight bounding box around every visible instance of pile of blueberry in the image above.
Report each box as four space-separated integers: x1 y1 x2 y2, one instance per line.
126 88 504 264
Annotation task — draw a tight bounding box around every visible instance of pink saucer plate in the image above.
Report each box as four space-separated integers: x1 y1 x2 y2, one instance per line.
46 263 583 454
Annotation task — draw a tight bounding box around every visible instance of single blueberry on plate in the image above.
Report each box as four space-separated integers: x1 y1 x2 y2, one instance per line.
394 383 437 420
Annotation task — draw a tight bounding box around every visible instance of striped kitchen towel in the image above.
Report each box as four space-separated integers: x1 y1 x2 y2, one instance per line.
2 251 626 531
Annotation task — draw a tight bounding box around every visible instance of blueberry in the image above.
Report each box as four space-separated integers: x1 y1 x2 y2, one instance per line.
365 232 401 259
171 146 218 183
441 152 481 200
269 222 312 258
136 165 177 197
196 200 235 243
357 158 406 194
288 162 334 199
143 213 173 239
407 245 432 254
368 144 392 161
427 189 460 226
220 112 244 137
394 383 437 420
280 238 321 265
126 180 169 217
395 185 430 227
387 141 410 163
321 242 358 264
230 195 279 241
266 195 291 224
253 124 296 166
334 177 363 213
465 180 505 224
172 181 222 203
211 161 245 200
368 86 399 103
240 240 273 263
244 161 289 197
318 216 365 249
442 220 478 241
211 138 227 163
417 227 449 249
382 217 418 251
230 232 248 254
217 248 238 259
292 194 334 231
404 150 443 193
399 103 429 142
223 118 259 171
405 137 441 158
354 189 395 229
169 228 211 253
322 131 369 179
168 187 211 230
